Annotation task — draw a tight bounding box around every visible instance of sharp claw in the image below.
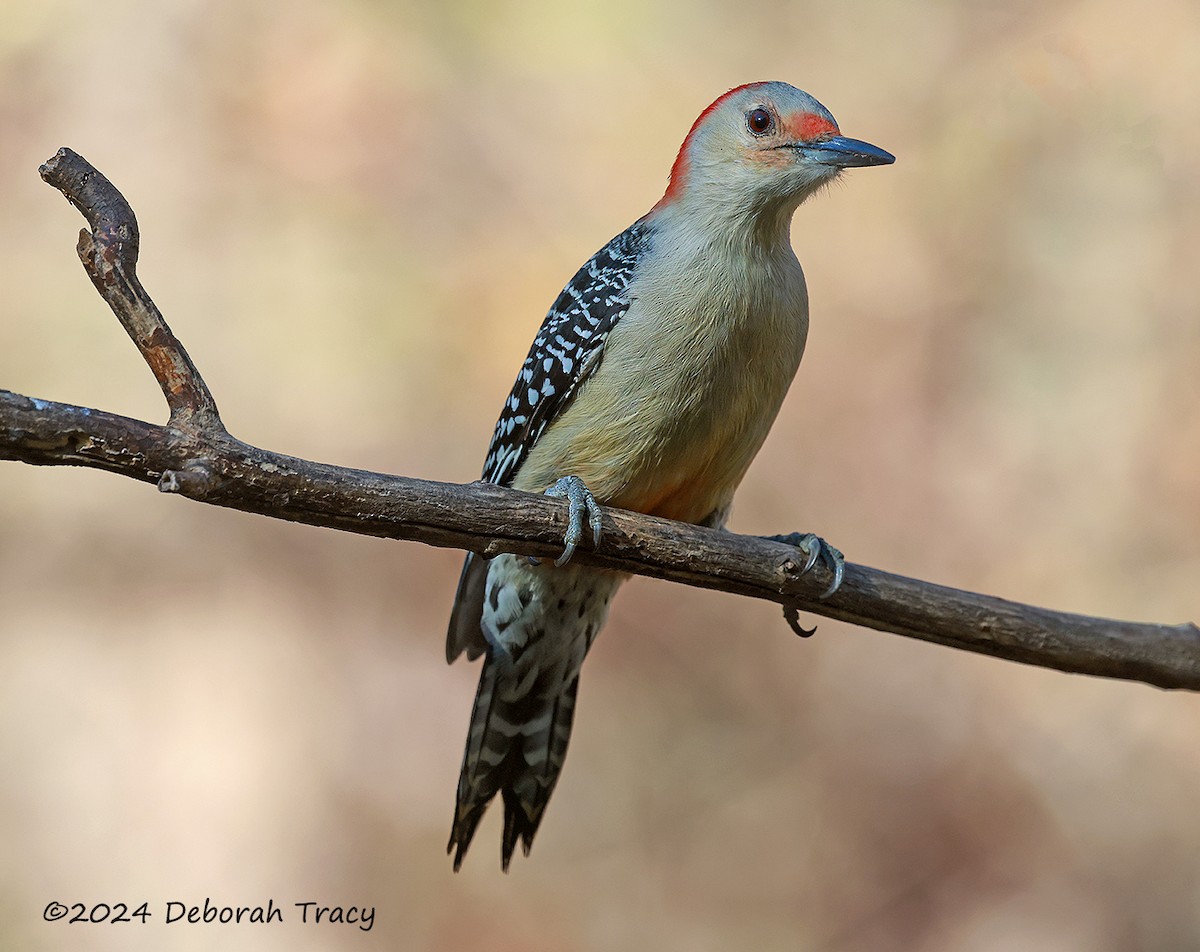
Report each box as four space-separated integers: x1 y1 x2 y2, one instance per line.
545 475 604 567
818 542 845 599
801 536 821 575
556 503 582 566
767 530 844 598
783 604 817 638
821 565 842 599
589 503 603 548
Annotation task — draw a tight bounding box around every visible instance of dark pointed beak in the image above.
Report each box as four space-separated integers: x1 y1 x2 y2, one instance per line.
799 135 895 168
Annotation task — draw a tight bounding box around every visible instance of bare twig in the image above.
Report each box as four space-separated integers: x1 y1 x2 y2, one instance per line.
3 149 1198 692
38 148 222 428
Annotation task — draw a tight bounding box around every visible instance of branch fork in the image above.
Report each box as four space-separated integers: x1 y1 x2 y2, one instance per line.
2 148 1197 691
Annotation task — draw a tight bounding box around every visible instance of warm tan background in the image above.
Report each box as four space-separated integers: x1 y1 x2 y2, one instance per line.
2 1 1199 950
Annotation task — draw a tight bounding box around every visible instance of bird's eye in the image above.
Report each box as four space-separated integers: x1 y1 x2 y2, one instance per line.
746 107 774 136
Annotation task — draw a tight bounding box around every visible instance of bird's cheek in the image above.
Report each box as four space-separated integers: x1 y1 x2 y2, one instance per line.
747 147 796 173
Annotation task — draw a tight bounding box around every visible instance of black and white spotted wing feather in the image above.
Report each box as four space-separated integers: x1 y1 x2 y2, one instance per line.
446 222 652 663
481 221 651 487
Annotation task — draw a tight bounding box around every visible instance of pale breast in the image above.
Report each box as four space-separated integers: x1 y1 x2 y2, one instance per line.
513 240 809 525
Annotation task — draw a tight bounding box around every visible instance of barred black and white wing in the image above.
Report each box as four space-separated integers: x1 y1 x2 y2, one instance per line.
481 221 651 487
446 221 651 664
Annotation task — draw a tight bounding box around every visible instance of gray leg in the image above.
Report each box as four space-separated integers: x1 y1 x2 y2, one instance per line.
545 476 604 567
764 532 845 599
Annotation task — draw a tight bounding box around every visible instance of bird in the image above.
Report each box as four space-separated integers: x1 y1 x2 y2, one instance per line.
445 81 893 870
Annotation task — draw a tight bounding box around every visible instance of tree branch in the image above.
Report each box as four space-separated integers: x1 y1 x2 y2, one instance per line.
3 149 1198 691
38 149 222 429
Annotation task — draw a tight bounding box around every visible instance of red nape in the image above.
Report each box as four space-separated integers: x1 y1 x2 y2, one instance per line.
657 82 766 208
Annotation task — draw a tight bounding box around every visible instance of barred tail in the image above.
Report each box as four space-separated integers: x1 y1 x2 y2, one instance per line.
448 655 580 871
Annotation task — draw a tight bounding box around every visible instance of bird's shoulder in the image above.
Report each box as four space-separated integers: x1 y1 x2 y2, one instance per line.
480 219 654 486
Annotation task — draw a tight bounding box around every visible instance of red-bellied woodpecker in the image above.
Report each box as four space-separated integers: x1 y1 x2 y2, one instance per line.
446 81 893 870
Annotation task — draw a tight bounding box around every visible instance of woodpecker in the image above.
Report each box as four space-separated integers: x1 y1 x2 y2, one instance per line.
446 81 893 870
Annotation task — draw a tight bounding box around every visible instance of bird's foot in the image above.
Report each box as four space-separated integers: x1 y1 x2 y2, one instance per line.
544 475 604 567
766 532 845 599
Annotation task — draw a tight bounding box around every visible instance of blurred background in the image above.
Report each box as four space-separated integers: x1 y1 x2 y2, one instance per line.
1 0 1199 949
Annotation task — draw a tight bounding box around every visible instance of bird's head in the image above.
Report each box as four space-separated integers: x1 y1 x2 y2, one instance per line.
655 81 893 228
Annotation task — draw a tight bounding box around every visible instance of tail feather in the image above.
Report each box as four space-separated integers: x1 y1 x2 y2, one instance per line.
503 680 578 865
446 554 623 870
448 656 580 871
446 553 489 663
